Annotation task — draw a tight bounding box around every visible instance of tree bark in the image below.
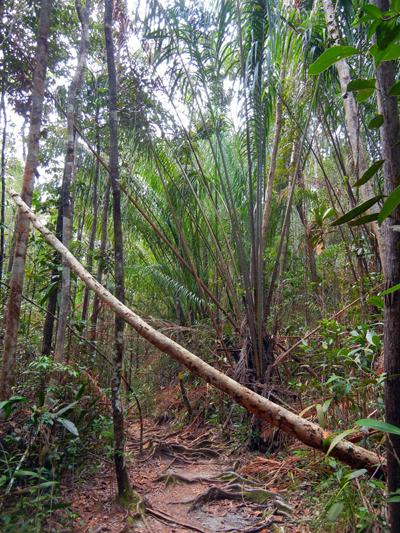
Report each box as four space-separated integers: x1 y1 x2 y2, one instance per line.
81 101 100 323
104 0 132 499
296 170 319 285
322 0 385 265
41 203 62 355
261 83 283 252
374 0 400 527
0 0 51 400
52 0 91 377
8 189 385 476
0 76 6 283
90 182 110 344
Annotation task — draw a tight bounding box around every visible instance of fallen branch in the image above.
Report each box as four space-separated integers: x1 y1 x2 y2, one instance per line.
8 189 385 475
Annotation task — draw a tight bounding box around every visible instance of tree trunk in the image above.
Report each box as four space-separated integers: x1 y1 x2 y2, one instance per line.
104 0 132 499
81 102 100 323
261 81 283 252
265 138 300 320
52 0 91 377
8 188 385 475
374 0 400 527
0 77 6 284
296 170 319 285
41 203 62 355
0 0 51 400
90 182 110 344
322 0 385 264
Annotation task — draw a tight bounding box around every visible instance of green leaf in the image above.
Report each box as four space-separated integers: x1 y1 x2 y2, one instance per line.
52 401 77 419
376 19 400 50
309 46 360 75
348 213 379 226
356 418 400 436
380 282 400 297
345 468 367 481
326 428 358 456
356 88 375 103
0 396 28 419
38 480 59 488
368 114 384 129
370 42 400 66
15 469 41 478
331 196 383 226
347 78 376 91
316 404 326 428
367 295 384 309
354 160 384 187
57 417 79 437
378 184 400 223
389 80 400 96
388 489 400 503
327 501 344 522
363 4 382 19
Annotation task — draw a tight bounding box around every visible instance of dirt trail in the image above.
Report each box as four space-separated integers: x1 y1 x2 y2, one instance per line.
64 419 310 532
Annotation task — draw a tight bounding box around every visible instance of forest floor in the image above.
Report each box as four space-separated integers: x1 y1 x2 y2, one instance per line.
61 416 315 533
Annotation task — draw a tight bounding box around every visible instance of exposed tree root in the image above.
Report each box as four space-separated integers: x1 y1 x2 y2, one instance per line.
145 504 210 533
189 483 292 513
157 471 220 484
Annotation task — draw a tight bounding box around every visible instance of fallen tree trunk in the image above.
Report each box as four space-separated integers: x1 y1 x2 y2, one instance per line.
8 188 385 475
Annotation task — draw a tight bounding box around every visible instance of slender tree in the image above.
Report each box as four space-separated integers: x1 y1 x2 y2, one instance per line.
0 77 6 283
374 1 400 530
0 0 52 400
322 0 385 264
104 0 132 499
51 0 91 378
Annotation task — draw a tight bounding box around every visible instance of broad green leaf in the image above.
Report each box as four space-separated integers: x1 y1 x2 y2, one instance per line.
354 160 384 187
316 404 326 428
38 480 59 488
388 489 400 503
368 295 384 309
322 398 332 414
331 195 383 226
309 46 360 75
389 80 400 96
349 213 379 226
376 19 400 50
327 501 344 522
345 469 368 481
326 428 358 456
52 401 77 419
378 184 400 223
356 418 400 436
15 469 41 478
347 78 376 92
368 114 384 129
57 417 79 437
380 282 400 297
0 396 28 419
366 330 380 347
363 4 382 19
356 88 375 103
370 42 400 65
388 495 400 503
